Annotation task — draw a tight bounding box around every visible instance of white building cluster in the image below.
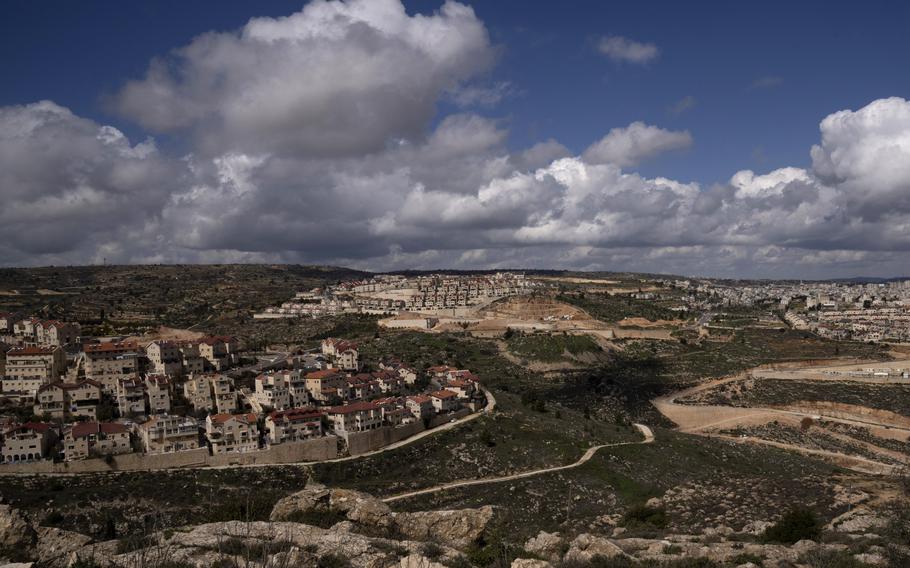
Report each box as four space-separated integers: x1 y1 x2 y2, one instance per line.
0 331 484 464
666 278 910 343
255 272 537 319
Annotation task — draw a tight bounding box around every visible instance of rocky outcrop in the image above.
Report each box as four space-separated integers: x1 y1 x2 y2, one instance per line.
399 553 448 568
35 526 92 567
393 507 493 549
270 484 395 529
271 485 493 548
562 533 624 563
523 531 565 562
510 559 553 568
0 504 37 562
269 482 334 521
4 486 892 568
67 520 464 568
337 490 396 530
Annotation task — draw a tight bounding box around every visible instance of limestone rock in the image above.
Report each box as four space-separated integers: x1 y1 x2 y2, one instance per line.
68 520 461 568
269 483 332 521
739 520 772 535
645 497 664 509
35 527 92 568
853 552 888 566
333 489 394 529
523 531 565 562
563 534 624 563
393 506 493 550
0 505 37 562
400 554 447 568
791 539 817 555
271 485 394 529
511 559 553 568
828 510 887 534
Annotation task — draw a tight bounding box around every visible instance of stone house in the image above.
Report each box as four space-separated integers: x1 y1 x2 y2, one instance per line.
405 395 434 420
205 413 259 454
63 422 132 461
83 341 141 395
1 422 54 463
138 415 200 454
265 407 324 445
34 380 102 420
429 389 459 414
325 401 382 435
144 375 171 414
4 346 67 394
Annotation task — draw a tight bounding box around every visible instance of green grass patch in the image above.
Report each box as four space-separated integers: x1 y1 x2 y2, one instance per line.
507 333 602 362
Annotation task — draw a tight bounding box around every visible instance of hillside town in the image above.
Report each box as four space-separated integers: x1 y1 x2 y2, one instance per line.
665 278 910 343
0 314 484 465
254 272 539 319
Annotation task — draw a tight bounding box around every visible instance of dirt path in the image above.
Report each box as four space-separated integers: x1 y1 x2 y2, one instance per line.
382 424 654 503
704 433 901 476
651 364 910 475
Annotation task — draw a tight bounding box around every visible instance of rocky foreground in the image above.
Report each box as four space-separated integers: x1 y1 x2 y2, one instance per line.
0 483 903 568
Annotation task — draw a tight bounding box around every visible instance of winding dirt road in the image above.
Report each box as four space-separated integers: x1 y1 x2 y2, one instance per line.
651 366 910 475
382 423 654 502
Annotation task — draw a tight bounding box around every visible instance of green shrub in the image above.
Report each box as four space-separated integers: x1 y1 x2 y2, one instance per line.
69 558 103 568
44 510 65 526
800 549 873 568
420 542 445 560
278 508 347 528
762 507 820 544
116 533 157 554
318 553 353 568
620 505 668 529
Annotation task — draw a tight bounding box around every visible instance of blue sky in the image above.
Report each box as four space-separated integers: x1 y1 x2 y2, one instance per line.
3 0 907 184
2 0 910 277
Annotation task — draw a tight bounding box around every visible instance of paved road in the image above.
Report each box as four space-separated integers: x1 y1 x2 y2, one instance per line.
382 423 654 503
227 351 290 378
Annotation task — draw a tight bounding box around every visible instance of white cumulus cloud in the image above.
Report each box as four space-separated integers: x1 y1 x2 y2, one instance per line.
582 122 692 167
597 35 659 64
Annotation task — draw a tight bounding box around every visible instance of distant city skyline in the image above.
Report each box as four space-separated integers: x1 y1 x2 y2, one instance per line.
2 0 910 278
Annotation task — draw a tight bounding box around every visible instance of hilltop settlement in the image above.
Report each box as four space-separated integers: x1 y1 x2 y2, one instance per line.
0 314 485 468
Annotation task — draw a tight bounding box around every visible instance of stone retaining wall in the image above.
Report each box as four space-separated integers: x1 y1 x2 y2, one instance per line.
345 408 474 456
0 436 338 475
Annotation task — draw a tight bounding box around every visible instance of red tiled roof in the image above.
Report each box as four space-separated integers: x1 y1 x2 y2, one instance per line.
38 380 101 393
4 422 52 435
307 370 342 380
407 395 431 404
100 423 130 434
322 338 358 351
69 421 129 438
144 374 169 386
326 401 380 414
8 346 58 356
268 407 323 422
84 341 139 353
430 389 457 399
